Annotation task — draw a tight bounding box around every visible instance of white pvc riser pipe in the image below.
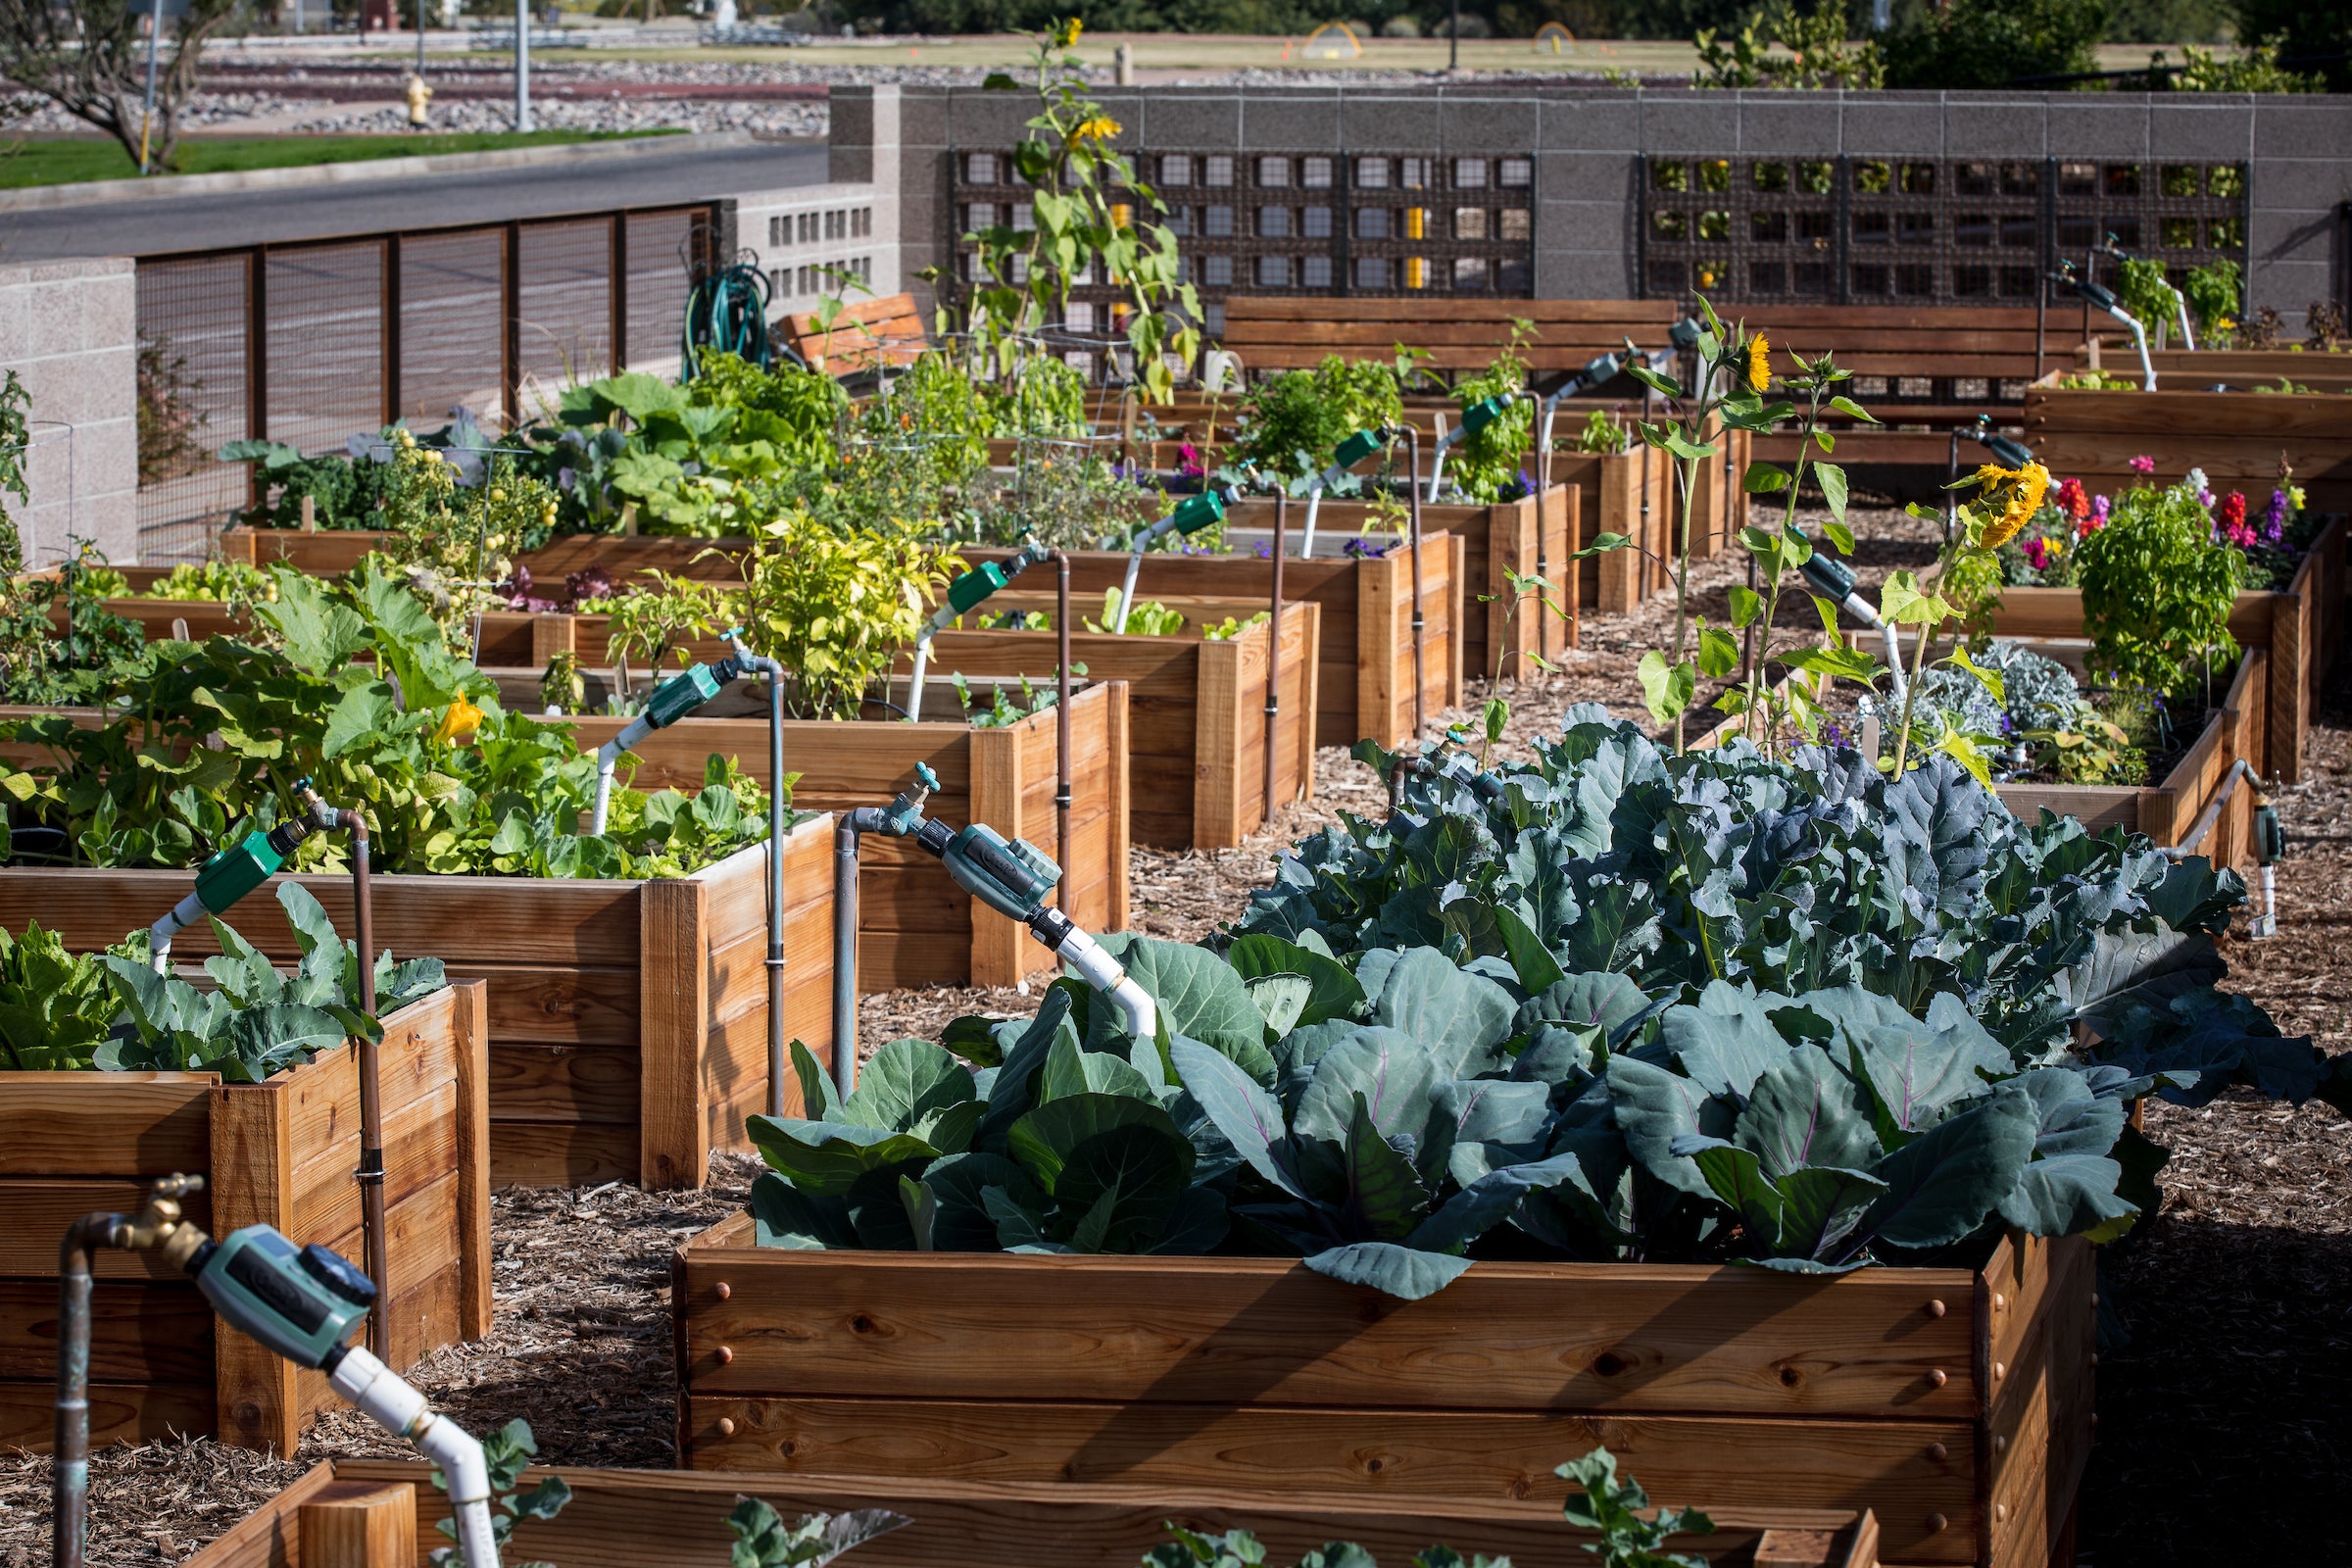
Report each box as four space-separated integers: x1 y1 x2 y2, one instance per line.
149 889 206 974
1053 924 1156 1041
329 1347 500 1568
589 711 657 836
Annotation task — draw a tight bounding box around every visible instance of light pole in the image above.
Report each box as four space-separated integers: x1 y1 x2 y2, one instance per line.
514 0 532 132
1448 0 1459 71
136 0 164 173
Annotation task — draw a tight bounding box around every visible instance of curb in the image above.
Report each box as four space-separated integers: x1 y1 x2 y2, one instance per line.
0 129 762 212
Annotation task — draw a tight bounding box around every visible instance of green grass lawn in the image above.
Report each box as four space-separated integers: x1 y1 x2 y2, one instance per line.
0 129 678 189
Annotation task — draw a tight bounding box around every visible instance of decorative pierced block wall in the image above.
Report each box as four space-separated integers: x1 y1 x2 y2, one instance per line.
1641 154 2249 311
953 146 1536 342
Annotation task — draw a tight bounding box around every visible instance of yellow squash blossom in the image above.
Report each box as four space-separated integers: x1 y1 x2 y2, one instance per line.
1973 461 2051 550
1745 334 1771 394
432 695 484 744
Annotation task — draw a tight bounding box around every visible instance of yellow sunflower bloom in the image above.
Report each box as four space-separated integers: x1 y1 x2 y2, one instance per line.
1068 116 1121 146
1053 17 1083 47
432 695 485 744
1974 462 2052 551
1745 334 1771 394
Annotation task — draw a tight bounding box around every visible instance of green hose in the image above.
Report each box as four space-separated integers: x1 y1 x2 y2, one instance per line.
681 263 779 378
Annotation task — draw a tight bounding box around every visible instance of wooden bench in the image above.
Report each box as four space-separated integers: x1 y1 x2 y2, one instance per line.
1221 298 2056 465
1220 297 1685 375
783 292 929 375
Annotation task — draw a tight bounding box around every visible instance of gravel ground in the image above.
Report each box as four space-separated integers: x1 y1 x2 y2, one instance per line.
3 52 1667 140
1 503 2342 1568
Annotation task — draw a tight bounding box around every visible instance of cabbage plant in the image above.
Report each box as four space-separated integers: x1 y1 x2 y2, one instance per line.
747 714 2328 1298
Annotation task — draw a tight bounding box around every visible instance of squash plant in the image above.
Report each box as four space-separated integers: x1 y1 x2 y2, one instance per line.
0 565 779 878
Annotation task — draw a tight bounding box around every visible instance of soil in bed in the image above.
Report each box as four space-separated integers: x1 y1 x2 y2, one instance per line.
1 506 2342 1568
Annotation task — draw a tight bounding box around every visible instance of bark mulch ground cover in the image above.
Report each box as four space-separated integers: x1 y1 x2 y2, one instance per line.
2 506 2341 1568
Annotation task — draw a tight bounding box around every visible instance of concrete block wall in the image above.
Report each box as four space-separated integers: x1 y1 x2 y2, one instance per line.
858 84 2352 331
0 257 138 566
717 82 905 330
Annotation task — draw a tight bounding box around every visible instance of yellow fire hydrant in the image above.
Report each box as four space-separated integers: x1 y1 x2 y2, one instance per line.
405 73 433 129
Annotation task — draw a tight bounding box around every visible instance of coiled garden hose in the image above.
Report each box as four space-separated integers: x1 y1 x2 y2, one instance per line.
682 263 774 378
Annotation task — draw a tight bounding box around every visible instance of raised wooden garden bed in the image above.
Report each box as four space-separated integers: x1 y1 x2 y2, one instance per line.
0 982 490 1454
1549 448 1674 613
967 536 1462 752
184 1456 1882 1568
218 527 749 586
2071 342 2352 393
672 1215 2086 1568
897 603 1314 853
568 681 1129 995
1980 515 2344 785
1226 490 1574 673
0 831 834 1191
2023 375 2352 512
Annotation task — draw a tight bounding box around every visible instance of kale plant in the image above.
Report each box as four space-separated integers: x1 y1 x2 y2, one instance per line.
99 883 446 1080
1242 710 2321 1100
1145 1444 1697 1568
725 1496 908 1568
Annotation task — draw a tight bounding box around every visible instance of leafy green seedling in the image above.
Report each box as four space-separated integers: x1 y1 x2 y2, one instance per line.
431 1419 572 1568
725 1494 909 1568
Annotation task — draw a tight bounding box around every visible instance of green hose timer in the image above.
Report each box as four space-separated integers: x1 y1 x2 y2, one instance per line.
194 1225 375 1367
150 817 312 970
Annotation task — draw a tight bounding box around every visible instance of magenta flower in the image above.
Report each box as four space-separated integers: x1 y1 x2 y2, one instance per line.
2128 455 2156 476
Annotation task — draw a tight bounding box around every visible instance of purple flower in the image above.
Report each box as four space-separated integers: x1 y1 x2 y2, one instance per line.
2265 489 2291 543
1252 541 1272 559
2091 494 2112 525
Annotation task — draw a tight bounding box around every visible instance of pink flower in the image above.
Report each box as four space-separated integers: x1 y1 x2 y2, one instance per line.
2128 455 2156 476
2023 537 2055 571
1177 441 1204 479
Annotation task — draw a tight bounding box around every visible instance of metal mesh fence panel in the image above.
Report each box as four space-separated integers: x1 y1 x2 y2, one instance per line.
264 241 387 459
134 253 253 564
515 217 615 415
624 208 706 372
400 228 507 427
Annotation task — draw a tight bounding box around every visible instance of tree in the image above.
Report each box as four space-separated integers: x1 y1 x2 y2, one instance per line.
2230 0 2352 91
0 0 244 173
1880 0 2110 89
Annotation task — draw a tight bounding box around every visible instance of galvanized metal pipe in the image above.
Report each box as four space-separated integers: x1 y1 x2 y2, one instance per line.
54 1213 118 1568
1054 550 1072 906
1264 493 1287 824
1402 425 1428 741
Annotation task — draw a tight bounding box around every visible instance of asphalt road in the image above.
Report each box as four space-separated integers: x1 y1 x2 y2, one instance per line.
0 136 829 261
